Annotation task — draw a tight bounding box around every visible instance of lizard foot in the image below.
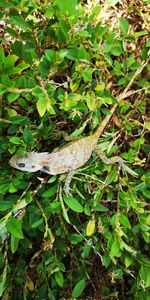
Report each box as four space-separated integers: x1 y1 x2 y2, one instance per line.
63 169 73 195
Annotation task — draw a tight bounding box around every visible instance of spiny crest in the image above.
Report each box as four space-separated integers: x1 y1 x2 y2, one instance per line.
27 152 50 162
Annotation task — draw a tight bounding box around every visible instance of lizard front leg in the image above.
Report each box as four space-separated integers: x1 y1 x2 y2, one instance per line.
64 169 74 194
52 131 80 142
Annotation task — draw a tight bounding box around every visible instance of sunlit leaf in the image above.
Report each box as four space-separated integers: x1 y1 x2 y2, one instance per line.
6 217 23 239
86 218 95 236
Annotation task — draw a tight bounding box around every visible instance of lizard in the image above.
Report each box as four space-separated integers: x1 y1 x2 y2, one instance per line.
9 59 150 193
9 98 137 193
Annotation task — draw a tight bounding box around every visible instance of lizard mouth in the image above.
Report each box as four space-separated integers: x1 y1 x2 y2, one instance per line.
9 154 26 169
9 155 17 167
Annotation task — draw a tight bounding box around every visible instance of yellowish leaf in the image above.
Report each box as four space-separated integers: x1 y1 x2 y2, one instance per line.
27 277 34 291
36 97 47 117
86 218 95 236
145 122 150 130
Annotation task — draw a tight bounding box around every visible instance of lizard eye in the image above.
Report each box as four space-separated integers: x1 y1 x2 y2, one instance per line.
17 163 25 168
31 165 35 168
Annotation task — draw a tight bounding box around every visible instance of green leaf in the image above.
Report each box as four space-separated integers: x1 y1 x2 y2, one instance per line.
23 127 33 144
36 97 47 117
120 214 131 229
64 196 83 213
110 238 120 257
101 107 112 115
22 43 37 64
7 92 20 103
145 271 150 288
10 16 31 31
55 0 79 17
145 122 150 130
8 109 17 118
0 201 12 211
46 97 56 115
102 254 111 267
45 49 55 62
119 18 129 34
10 115 29 124
111 45 122 56
78 45 90 60
0 47 5 63
9 63 30 75
39 58 50 78
140 266 150 288
146 38 150 47
4 55 18 69
129 62 141 70
0 84 7 95
106 165 118 184
68 93 81 102
0 183 9 194
6 26 18 38
9 137 24 145
125 256 133 268
71 279 85 298
86 94 95 111
142 189 150 199
11 40 23 57
133 31 148 37
146 214 150 226
9 183 17 193
6 217 24 239
31 218 43 228
94 204 109 212
63 48 78 60
121 240 135 253
55 271 64 287
44 6 54 17
59 194 70 223
43 187 57 198
82 68 94 83
11 235 19 253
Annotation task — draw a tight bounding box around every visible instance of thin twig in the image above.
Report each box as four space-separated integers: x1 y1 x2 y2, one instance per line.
124 58 150 93
119 55 150 99
72 224 103 262
31 175 49 197
118 85 150 100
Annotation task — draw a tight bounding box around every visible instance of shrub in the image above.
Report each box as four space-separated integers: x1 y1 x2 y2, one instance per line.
0 0 150 299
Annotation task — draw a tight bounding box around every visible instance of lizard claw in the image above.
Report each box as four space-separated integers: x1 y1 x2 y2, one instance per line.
121 162 138 177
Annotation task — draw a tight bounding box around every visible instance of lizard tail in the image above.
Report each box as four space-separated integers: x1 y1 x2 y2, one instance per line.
92 104 118 140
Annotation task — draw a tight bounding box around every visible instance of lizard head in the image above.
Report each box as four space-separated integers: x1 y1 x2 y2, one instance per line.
9 152 50 173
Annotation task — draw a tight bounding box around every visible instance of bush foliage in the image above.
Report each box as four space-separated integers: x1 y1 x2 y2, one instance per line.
0 0 150 299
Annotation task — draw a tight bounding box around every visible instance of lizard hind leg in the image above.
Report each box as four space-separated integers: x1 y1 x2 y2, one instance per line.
64 169 74 195
94 146 138 177
52 131 80 142
94 146 123 165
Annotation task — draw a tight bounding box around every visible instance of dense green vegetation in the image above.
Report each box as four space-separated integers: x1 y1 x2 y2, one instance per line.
0 0 150 299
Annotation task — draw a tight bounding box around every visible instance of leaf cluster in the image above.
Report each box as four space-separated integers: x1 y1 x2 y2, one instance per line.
0 0 150 299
